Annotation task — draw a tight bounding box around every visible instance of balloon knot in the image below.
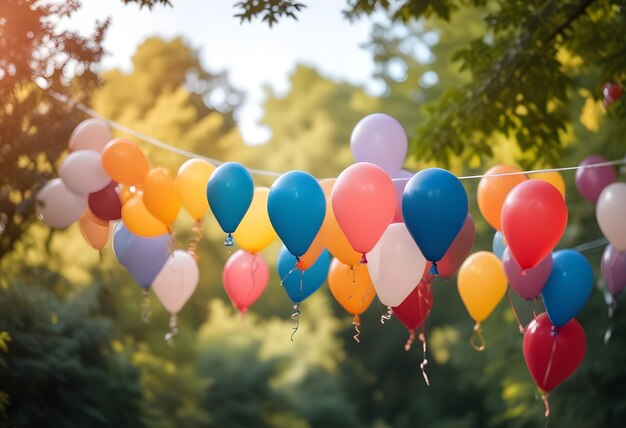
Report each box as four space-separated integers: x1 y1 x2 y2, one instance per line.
429 262 439 276
224 233 234 247
520 268 527 277
296 259 304 270
360 253 368 264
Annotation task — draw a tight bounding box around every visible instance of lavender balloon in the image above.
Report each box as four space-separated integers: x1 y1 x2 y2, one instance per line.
575 155 617 204
503 248 553 300
113 222 172 289
350 113 408 174
601 245 626 297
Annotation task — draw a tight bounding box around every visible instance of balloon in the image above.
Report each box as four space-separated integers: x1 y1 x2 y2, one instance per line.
175 159 216 221
391 169 413 223
118 184 136 204
79 208 109 250
477 165 527 230
602 245 626 297
523 313 586 392
350 113 408 174
68 118 113 153
142 168 181 226
529 171 566 199
501 180 567 270
367 223 427 307
596 183 626 251
222 250 269 313
59 150 110 196
122 194 169 237
36 178 86 228
332 162 396 259
503 248 552 301
318 179 361 266
268 171 326 258
206 162 254 243
152 250 199 314
88 181 122 222
277 246 331 303
575 155 616 204
101 139 149 185
299 232 325 270
402 168 468 274
436 213 476 278
492 231 507 260
327 258 376 316
541 250 593 328
112 222 171 289
232 187 277 254
393 280 434 332
457 251 507 323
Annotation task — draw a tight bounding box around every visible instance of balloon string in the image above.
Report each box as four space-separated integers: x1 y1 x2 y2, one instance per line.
141 288 151 323
165 313 178 346
418 330 430 386
542 328 559 389
98 250 103 262
380 307 393 325
605 300 616 344
533 298 539 320
352 315 361 343
540 389 550 419
289 270 303 342
404 329 415 351
508 288 525 334
470 322 486 351
187 219 203 259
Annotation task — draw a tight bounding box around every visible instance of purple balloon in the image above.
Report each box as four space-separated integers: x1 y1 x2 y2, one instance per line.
112 222 172 289
601 245 626 297
503 248 553 300
350 113 408 174
575 155 617 204
391 169 414 223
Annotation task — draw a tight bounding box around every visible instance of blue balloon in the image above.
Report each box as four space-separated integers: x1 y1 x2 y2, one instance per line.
401 168 468 274
278 246 331 303
268 170 326 258
542 249 593 327
492 231 507 260
206 162 254 243
112 222 172 289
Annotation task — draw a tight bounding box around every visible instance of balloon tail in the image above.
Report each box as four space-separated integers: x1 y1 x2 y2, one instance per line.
224 233 234 247
352 315 361 343
429 262 439 276
508 288 525 334
380 306 393 325
141 288 151 323
165 313 178 346
187 219 203 259
533 297 539 320
404 329 415 351
290 302 301 342
470 322 486 351
540 389 550 419
418 330 430 386
98 250 103 262
542 327 559 388
360 253 368 264
605 300 616 344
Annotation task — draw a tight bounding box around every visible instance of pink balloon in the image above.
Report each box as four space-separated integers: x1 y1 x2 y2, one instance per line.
391 169 414 223
332 162 396 259
596 183 626 251
152 250 199 314
69 118 113 153
222 250 269 313
436 213 476 278
502 248 552 300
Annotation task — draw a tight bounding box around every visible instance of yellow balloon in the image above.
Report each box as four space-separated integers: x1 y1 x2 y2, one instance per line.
328 258 375 316
143 167 181 226
457 251 507 323
122 194 169 237
528 171 566 198
175 159 216 221
232 187 277 253
319 179 361 266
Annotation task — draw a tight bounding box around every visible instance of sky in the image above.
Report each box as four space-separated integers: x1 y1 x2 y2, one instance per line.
64 1 382 144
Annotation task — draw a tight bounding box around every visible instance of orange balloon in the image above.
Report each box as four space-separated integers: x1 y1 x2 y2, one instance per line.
477 165 527 230
117 184 137 204
101 139 149 185
528 171 566 199
142 168 181 226
319 179 361 266
299 232 325 269
122 194 169 237
79 208 109 250
327 258 376 316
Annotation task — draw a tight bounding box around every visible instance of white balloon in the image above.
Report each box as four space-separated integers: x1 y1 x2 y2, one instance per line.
36 178 86 228
68 118 113 153
152 250 199 314
59 150 110 195
597 182 626 251
367 223 427 307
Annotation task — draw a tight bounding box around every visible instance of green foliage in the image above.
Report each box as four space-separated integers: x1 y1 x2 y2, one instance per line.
235 0 306 27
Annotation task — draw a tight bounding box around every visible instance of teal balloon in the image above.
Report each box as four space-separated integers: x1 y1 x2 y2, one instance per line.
493 231 506 260
402 168 468 274
542 249 593 328
268 171 326 257
278 246 331 303
206 162 254 234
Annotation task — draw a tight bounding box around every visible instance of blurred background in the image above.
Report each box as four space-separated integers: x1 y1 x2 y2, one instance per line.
1 1 626 427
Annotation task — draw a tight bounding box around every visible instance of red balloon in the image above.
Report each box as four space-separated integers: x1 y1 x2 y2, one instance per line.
523 313 586 392
436 213 475 278
88 181 122 222
392 280 433 331
501 180 567 270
